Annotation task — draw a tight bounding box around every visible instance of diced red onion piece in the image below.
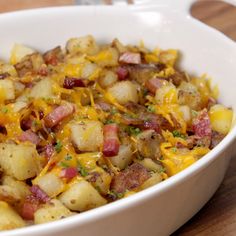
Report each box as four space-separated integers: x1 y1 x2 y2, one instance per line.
63 77 85 89
117 66 129 80
60 167 78 179
30 185 50 203
145 78 166 94
18 130 40 145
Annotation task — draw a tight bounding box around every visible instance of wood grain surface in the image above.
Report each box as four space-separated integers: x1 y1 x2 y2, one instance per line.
0 0 236 235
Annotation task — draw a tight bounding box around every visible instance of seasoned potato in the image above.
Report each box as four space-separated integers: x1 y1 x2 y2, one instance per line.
34 199 73 224
0 143 40 180
179 105 191 123
70 120 103 152
110 145 133 170
108 81 138 105
136 158 163 173
178 81 201 110
155 82 177 104
0 62 17 76
0 79 15 100
136 130 162 160
0 185 21 204
66 35 99 55
2 176 30 199
29 78 55 99
98 70 118 88
209 104 233 135
0 201 25 230
34 172 65 198
139 173 162 190
59 179 107 211
10 44 35 65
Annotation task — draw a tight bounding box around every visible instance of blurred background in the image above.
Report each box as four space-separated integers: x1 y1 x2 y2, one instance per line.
0 0 235 235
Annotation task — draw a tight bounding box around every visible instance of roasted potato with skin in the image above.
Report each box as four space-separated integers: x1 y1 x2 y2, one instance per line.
0 143 40 180
0 79 15 100
70 120 103 152
0 201 25 230
34 199 74 224
59 179 107 212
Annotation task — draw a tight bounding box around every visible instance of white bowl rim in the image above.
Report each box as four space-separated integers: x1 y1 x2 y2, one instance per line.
0 4 236 235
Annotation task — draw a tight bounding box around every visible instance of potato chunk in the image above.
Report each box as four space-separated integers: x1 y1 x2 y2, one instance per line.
110 145 133 170
108 81 138 105
0 79 15 100
34 172 65 197
59 180 107 212
29 78 55 99
0 143 39 180
34 199 73 224
0 201 25 230
70 120 103 152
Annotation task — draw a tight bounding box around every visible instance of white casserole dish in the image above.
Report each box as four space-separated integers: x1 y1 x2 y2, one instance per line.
0 0 236 235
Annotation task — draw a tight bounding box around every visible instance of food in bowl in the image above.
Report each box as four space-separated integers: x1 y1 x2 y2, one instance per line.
0 35 233 230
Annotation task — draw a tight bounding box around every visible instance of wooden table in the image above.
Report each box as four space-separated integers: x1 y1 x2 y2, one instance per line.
0 1 236 235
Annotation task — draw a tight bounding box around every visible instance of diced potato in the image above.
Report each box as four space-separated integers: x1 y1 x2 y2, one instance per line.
10 44 35 65
139 173 162 190
110 145 133 170
159 49 178 66
0 185 21 204
0 79 15 100
34 172 65 197
88 47 119 67
66 35 99 55
34 199 73 224
98 70 118 88
81 62 100 80
112 38 127 53
0 143 39 180
70 120 103 152
107 81 138 105
2 176 30 199
29 78 55 99
179 105 191 123
209 104 233 135
155 82 177 104
136 158 163 173
0 62 17 76
12 101 28 113
0 201 25 230
59 179 107 212
178 81 201 110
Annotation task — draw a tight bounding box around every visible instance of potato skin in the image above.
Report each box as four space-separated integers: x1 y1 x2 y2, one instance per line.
34 199 73 224
59 180 107 212
0 143 40 180
70 120 103 152
0 201 25 230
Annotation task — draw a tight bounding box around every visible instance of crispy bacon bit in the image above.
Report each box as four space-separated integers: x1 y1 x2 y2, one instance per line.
95 101 111 112
44 144 55 160
119 52 141 64
121 115 143 126
143 120 161 133
60 167 78 179
210 131 225 149
44 103 75 128
38 65 48 76
63 77 85 89
21 195 40 220
111 163 150 193
103 124 120 157
30 185 50 203
43 46 63 66
0 72 10 80
20 118 33 131
145 78 165 94
117 66 129 80
192 109 212 137
18 130 41 145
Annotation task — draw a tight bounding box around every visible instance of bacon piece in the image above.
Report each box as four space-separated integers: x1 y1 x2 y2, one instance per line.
30 185 50 203
21 195 40 220
95 100 111 112
43 46 63 66
103 124 120 157
143 119 161 133
18 130 40 145
44 103 75 128
38 65 48 76
192 109 212 138
117 66 129 80
119 52 141 64
121 116 143 126
63 77 85 89
111 163 150 193
145 78 165 94
210 131 225 149
60 167 78 179
44 144 55 160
